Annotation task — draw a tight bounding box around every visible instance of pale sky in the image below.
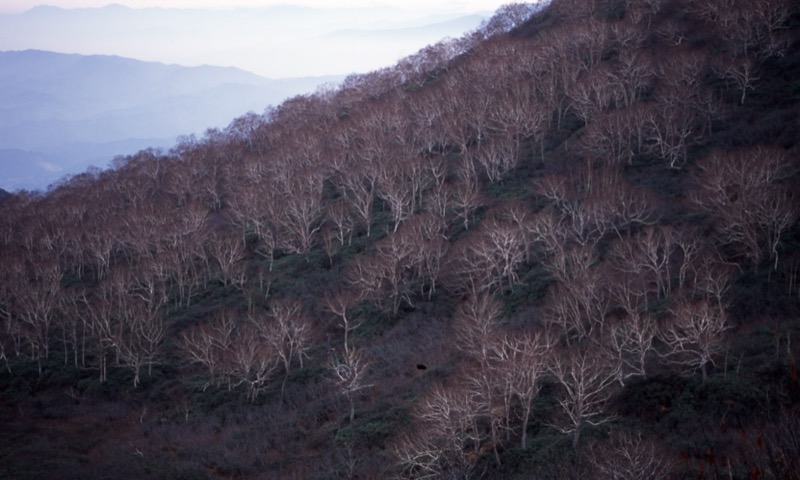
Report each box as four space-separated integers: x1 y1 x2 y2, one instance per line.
0 1 511 14
0 1 516 77
0 0 523 189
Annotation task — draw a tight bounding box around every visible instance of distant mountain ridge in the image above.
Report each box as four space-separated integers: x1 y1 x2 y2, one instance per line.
0 50 340 191
0 5 494 78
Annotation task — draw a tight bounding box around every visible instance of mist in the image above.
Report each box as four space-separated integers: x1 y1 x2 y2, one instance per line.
0 4 500 191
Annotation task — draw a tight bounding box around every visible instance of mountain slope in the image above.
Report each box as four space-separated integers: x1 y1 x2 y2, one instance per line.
0 1 798 479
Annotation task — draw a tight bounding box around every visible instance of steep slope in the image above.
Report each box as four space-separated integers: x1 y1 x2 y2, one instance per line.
0 1 798 479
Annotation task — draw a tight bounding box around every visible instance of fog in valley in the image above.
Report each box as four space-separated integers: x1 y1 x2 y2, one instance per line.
0 3 502 191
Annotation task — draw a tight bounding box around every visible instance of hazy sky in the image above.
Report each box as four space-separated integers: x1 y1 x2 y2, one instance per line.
0 1 510 14
0 1 515 77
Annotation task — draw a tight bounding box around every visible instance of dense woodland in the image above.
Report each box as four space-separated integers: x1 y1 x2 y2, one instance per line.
1 0 799 478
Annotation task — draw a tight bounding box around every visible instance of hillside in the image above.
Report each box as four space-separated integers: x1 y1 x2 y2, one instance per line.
0 0 799 479
0 50 338 191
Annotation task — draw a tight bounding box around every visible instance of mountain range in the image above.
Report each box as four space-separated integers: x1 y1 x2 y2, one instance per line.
0 50 340 191
0 4 491 78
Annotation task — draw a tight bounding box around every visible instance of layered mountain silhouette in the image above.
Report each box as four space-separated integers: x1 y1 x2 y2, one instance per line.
0 50 339 191
0 5 492 78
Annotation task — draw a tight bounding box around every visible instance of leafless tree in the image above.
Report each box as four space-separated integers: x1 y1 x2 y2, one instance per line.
324 288 364 356
372 228 421 314
325 199 356 251
479 2 541 36
542 245 615 342
734 409 800 480
179 311 237 390
378 157 422 233
468 135 519 184
586 430 671 480
567 64 620 125
336 157 380 238
659 298 730 382
578 109 637 166
448 169 485 231
272 166 325 254
494 330 554 448
605 301 658 386
690 146 798 269
609 225 676 302
405 212 449 300
394 384 482 480
205 229 248 288
330 347 372 423
3 257 64 373
228 321 280 401
265 299 314 394
715 55 760 105
547 345 621 448
692 256 737 311
451 293 507 464
644 98 698 169
447 206 530 295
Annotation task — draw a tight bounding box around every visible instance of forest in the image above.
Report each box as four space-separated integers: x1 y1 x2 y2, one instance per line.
0 0 799 478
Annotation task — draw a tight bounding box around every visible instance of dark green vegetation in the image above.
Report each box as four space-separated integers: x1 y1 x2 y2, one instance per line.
1 0 799 478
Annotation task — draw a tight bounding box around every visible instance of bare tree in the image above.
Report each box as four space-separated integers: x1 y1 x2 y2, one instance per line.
179 311 237 390
578 109 637 166
205 229 248 288
494 330 553 449
324 288 364 356
3 257 64 373
378 157 421 233
373 228 420 315
659 298 730 382
609 225 676 303
228 320 280 401
114 264 168 386
447 206 530 295
734 408 800 480
448 170 485 231
644 99 698 169
227 175 278 271
394 384 482 480
614 48 656 106
542 245 614 342
479 2 541 36
272 167 324 254
264 299 314 394
330 347 372 423
715 55 760 105
609 316 658 386
547 345 621 449
325 199 356 251
452 293 506 465
692 256 736 311
337 157 381 238
566 17 611 74
405 212 449 300
567 64 620 125
690 146 798 269
468 134 519 184
586 430 671 480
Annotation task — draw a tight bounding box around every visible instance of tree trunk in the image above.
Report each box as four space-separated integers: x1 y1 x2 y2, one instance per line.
348 394 355 423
